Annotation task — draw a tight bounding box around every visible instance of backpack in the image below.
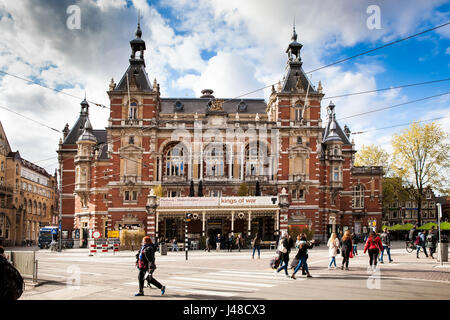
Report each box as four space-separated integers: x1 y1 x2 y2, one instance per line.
0 257 24 300
414 235 421 245
137 246 149 270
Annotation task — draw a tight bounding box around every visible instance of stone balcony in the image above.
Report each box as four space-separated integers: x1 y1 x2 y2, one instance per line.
121 119 143 126
121 175 141 184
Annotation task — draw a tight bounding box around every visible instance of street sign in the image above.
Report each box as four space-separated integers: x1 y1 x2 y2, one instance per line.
93 230 101 239
52 229 58 235
107 230 119 238
372 221 377 227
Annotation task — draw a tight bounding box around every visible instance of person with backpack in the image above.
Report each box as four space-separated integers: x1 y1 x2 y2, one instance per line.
0 246 24 300
379 228 393 263
363 231 383 271
416 231 429 258
275 233 290 277
426 226 438 259
291 237 315 279
340 230 353 270
252 233 261 259
135 236 165 296
327 233 339 269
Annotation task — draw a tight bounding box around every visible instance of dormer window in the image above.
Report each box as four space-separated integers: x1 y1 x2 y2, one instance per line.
237 100 247 112
129 136 135 145
129 102 138 119
174 100 184 112
295 103 303 121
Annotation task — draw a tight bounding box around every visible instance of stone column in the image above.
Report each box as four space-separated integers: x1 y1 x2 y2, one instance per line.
231 211 235 233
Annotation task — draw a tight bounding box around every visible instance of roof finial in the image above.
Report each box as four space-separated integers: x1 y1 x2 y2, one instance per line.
292 17 297 41
136 9 142 38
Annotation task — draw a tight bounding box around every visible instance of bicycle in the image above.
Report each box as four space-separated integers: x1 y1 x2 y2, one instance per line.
405 240 416 253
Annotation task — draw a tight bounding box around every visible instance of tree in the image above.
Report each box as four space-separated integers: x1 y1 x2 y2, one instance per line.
153 185 163 198
392 122 450 226
189 180 195 197
238 182 249 196
255 181 261 196
354 144 391 175
197 180 203 197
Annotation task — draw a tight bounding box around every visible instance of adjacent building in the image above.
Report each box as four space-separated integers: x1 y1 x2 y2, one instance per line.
0 121 59 246
59 23 383 246
382 187 439 226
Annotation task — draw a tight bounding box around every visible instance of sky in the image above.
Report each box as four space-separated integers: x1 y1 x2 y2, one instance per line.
0 0 449 176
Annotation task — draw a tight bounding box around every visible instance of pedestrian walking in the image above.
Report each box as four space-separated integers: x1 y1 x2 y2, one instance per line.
379 228 393 263
351 232 359 255
275 233 290 277
291 237 315 279
171 238 178 252
340 230 353 270
135 236 165 296
363 231 383 271
227 233 234 252
252 233 261 259
426 226 437 259
416 231 429 258
295 235 301 249
216 234 221 251
205 235 210 252
327 233 339 269
236 234 243 252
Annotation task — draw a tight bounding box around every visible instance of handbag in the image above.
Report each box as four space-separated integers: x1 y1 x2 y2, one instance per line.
349 250 354 258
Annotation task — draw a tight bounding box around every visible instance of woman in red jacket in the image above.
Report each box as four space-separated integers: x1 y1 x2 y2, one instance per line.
363 231 383 271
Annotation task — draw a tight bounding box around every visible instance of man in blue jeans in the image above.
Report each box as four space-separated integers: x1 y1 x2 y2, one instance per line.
379 228 393 263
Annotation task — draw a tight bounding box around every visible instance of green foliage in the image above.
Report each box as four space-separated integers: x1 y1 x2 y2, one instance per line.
382 177 411 205
238 183 249 196
289 226 314 240
120 229 146 250
153 185 164 198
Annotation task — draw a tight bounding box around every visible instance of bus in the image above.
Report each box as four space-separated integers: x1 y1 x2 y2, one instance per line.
38 226 74 249
38 226 58 249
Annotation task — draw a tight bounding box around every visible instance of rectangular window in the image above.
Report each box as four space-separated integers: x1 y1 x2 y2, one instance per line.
167 191 181 197
297 136 302 144
209 190 222 197
124 191 130 201
132 191 138 201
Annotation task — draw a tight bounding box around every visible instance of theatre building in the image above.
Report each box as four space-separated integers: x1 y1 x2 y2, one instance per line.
58 22 383 246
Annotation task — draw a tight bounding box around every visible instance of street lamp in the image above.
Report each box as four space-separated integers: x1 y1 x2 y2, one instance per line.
145 189 157 243
185 213 193 261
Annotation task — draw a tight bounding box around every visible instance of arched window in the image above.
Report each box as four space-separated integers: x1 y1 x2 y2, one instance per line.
28 199 32 214
33 201 37 215
246 142 268 176
352 184 364 209
165 144 185 177
16 164 19 175
128 102 138 119
38 203 42 216
205 145 224 177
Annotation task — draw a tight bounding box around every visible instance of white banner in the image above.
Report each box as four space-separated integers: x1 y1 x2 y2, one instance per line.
158 196 278 208
220 196 278 207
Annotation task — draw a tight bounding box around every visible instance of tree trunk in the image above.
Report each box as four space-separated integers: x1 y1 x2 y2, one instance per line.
417 192 422 226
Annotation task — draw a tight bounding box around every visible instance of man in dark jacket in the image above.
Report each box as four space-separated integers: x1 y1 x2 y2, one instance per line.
0 246 24 300
409 225 418 242
135 236 165 296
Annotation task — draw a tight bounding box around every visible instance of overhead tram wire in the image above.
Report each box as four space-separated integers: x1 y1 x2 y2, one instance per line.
0 70 109 109
337 91 450 120
323 78 450 100
0 104 61 133
219 21 450 104
351 115 450 135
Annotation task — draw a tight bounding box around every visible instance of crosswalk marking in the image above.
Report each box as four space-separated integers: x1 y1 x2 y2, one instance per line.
161 279 255 292
169 276 274 287
164 286 236 297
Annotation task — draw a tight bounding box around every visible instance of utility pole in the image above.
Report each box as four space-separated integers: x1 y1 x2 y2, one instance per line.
437 203 443 267
58 150 63 252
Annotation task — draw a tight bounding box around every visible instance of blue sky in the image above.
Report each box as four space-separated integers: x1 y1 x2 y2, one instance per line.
0 0 449 174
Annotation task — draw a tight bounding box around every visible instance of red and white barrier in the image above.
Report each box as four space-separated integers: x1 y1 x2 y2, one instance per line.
89 241 120 255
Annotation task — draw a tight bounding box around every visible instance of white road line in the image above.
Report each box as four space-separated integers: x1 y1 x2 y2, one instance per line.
165 286 236 297
215 271 297 281
169 276 274 287
161 279 257 292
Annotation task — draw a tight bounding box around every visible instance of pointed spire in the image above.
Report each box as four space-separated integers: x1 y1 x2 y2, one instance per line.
130 10 146 60
323 101 342 144
292 17 297 41
286 19 302 62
